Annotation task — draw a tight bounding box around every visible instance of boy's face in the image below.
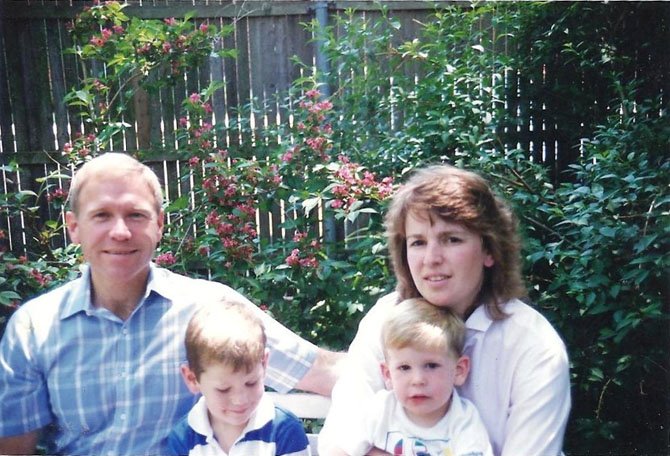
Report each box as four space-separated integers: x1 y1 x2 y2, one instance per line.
381 345 469 427
181 352 268 432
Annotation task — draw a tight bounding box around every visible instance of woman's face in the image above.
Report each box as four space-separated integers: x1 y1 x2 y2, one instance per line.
404 212 494 317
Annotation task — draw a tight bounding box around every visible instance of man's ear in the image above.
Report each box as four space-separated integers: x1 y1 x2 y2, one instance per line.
453 355 470 387
380 362 393 390
65 211 80 244
180 364 201 394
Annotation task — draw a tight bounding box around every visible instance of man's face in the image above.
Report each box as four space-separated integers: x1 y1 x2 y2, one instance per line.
66 172 164 287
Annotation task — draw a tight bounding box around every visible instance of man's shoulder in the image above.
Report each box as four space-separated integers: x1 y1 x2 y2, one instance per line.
14 278 81 319
151 267 245 302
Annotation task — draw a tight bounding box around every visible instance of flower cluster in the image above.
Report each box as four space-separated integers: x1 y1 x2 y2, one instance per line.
328 155 394 211
284 231 321 270
62 133 97 162
281 89 334 167
46 188 69 206
154 251 177 267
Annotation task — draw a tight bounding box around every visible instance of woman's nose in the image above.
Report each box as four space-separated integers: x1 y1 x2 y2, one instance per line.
423 240 443 264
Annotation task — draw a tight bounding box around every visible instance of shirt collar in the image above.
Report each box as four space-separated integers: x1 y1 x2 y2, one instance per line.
59 263 169 320
465 304 494 333
188 394 275 443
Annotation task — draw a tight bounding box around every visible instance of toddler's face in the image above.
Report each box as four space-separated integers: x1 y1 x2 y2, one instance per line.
381 345 468 427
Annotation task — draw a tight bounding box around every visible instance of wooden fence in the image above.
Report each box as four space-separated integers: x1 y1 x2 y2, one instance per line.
0 0 446 254
0 1 664 255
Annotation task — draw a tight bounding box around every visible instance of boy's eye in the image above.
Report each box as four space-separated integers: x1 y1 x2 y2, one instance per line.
407 239 425 247
397 364 411 371
217 388 231 394
245 381 258 387
426 362 441 369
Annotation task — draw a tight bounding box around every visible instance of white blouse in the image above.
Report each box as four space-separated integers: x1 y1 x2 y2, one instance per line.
319 293 571 456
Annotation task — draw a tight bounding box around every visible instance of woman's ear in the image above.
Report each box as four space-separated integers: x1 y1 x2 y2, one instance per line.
453 355 471 387
180 364 201 394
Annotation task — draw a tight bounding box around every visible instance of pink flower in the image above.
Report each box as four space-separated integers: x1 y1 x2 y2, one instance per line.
164 17 177 26
189 93 201 103
199 23 209 33
155 252 177 266
285 249 301 267
331 199 344 209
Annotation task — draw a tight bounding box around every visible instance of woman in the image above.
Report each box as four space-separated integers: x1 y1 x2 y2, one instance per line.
320 165 571 456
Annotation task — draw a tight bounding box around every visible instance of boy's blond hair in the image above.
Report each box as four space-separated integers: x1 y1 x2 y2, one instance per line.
185 297 267 378
381 298 465 359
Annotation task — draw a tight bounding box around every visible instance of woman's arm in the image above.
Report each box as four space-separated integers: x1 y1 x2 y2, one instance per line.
501 340 571 456
317 294 397 455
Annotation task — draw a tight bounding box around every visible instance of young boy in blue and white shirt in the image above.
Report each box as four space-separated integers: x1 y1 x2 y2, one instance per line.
167 298 310 456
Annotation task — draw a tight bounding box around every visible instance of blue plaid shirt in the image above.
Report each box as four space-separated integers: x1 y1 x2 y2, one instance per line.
0 264 316 455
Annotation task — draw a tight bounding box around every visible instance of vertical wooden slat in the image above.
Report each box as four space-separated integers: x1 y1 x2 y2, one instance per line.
5 20 29 153
47 19 69 151
0 16 15 153
30 18 56 152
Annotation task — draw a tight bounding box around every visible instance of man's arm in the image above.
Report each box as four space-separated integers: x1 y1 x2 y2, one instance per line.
0 430 40 455
295 348 346 396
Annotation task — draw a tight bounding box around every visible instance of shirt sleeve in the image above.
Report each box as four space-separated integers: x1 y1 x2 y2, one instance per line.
273 407 311 456
252 302 317 393
219 286 318 394
500 337 571 456
0 306 53 436
318 294 395 454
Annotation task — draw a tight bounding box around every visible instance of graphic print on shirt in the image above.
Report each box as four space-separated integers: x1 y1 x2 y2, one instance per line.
386 432 453 456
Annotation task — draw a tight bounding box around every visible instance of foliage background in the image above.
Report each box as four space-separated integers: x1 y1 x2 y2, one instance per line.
0 2 668 454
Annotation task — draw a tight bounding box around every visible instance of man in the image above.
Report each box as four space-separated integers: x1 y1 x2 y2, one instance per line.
0 153 342 455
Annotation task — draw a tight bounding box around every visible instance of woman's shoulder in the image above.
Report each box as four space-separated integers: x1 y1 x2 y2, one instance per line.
497 299 567 352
